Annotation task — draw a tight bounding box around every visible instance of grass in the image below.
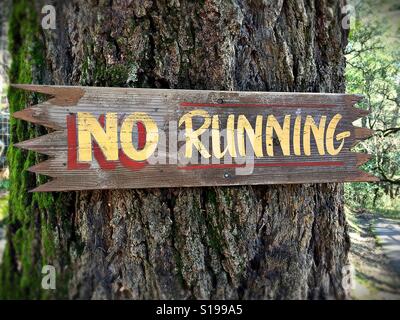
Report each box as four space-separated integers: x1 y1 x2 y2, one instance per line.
0 179 9 190
345 206 364 233
368 222 382 248
346 205 384 247
345 198 400 221
369 194 400 220
0 193 8 222
355 270 378 293
373 208 400 220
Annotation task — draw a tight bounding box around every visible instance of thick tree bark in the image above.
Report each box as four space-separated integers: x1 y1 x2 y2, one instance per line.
2 0 350 299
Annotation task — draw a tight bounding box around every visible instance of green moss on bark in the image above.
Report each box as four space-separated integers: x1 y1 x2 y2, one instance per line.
0 0 73 299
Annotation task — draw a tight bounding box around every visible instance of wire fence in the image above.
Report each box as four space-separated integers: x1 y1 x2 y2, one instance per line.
0 110 9 170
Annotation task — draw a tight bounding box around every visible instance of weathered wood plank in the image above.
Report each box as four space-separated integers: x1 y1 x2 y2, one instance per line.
12 85 377 191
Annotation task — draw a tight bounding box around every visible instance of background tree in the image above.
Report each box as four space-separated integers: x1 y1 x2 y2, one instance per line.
0 0 350 299
345 0 400 214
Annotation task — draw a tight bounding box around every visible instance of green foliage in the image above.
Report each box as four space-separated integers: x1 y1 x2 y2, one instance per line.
0 193 8 222
0 179 9 190
345 0 400 217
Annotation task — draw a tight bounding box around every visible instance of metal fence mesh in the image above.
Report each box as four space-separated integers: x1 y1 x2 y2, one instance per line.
0 110 9 169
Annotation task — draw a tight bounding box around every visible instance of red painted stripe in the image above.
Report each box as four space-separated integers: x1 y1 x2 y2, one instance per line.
180 102 338 108
67 114 90 170
178 161 344 170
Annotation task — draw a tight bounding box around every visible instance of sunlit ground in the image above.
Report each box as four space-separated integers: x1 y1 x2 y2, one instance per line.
347 208 400 300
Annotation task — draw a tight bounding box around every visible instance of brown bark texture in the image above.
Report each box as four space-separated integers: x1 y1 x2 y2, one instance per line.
7 0 351 299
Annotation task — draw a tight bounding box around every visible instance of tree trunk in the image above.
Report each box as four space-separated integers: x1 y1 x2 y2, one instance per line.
1 0 350 299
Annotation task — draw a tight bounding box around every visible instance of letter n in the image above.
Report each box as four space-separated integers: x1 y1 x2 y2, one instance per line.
77 112 118 162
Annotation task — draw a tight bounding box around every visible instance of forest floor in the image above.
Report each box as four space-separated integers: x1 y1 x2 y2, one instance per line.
348 210 400 299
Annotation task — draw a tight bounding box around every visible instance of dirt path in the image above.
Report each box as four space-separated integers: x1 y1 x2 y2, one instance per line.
349 212 400 299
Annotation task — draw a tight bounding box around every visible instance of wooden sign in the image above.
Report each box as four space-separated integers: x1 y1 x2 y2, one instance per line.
12 84 377 192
